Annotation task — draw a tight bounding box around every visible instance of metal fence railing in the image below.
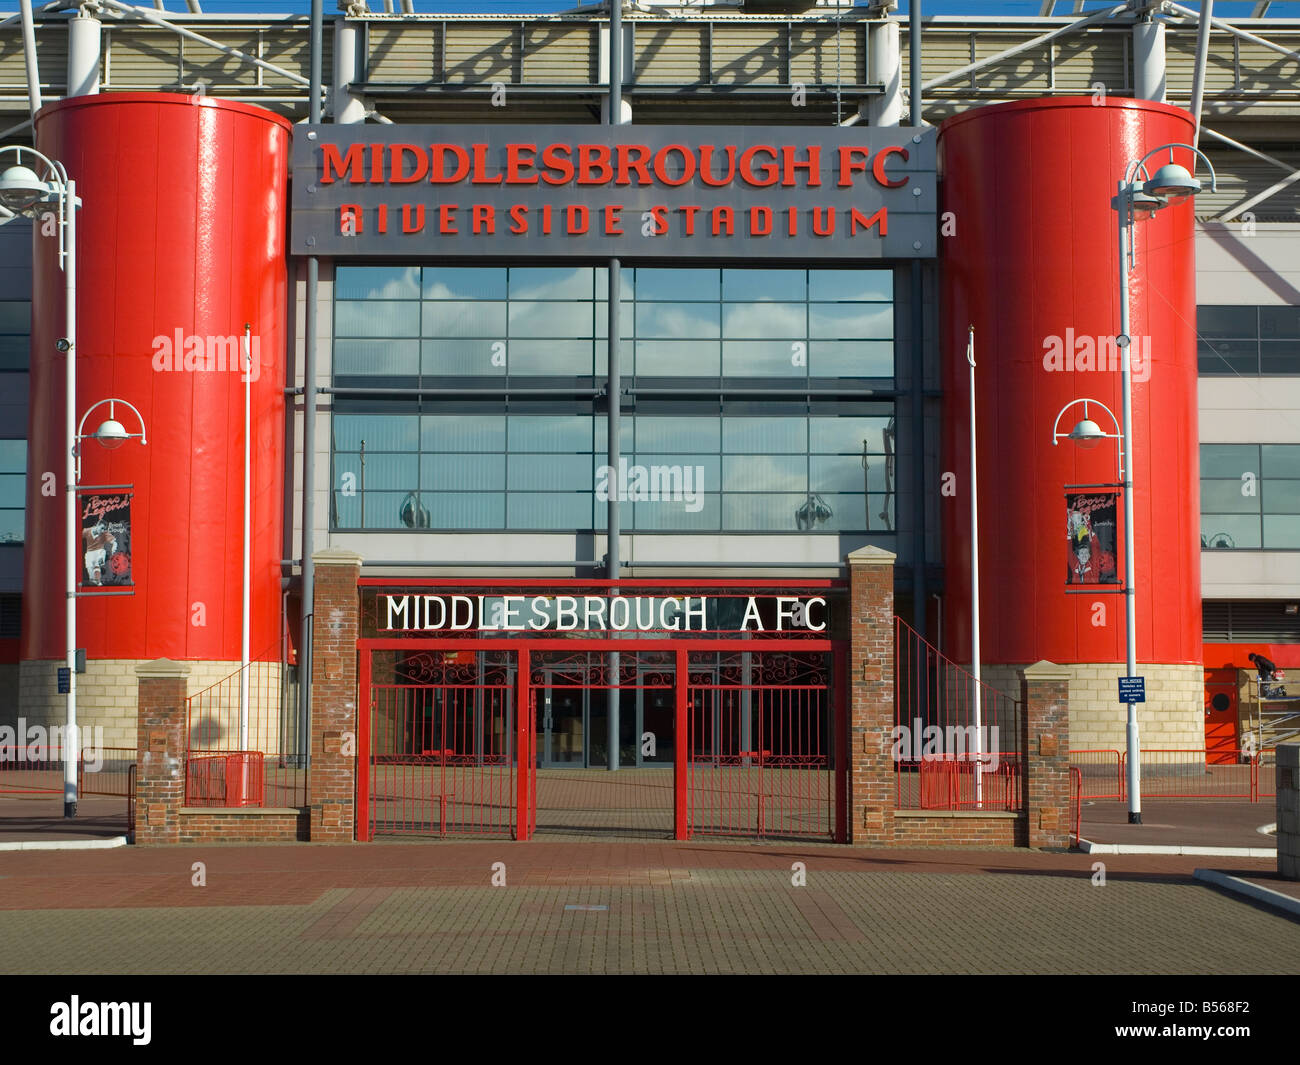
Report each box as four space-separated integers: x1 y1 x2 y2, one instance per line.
1069 749 1123 801
1074 749 1278 803
185 649 307 809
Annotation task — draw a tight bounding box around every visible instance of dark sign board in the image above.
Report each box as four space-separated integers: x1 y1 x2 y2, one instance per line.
1118 676 1146 704
290 125 937 259
1066 492 1120 586
79 492 133 590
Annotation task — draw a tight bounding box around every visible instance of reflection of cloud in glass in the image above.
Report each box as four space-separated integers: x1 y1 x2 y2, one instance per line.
723 454 806 493
509 267 593 301
365 269 420 300
723 303 806 339
810 303 892 339
637 303 721 339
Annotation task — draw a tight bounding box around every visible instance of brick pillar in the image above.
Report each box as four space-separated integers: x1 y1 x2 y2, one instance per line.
847 545 896 845
310 548 363 842
134 659 191 846
1278 744 1299 880
1020 660 1071 849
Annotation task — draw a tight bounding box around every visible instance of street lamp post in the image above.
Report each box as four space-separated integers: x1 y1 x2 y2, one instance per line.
0 146 81 817
1097 144 1215 824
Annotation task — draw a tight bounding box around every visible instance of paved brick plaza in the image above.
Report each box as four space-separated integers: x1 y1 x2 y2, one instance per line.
0 841 1294 975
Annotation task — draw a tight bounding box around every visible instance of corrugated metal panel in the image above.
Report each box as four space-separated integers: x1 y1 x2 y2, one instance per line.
972 34 1051 93
902 30 974 90
367 24 439 83
633 23 706 85
522 25 593 84
0 28 32 90
444 24 518 85
1235 38 1300 96
711 24 786 86
34 24 67 93
1052 32 1126 92
1199 151 1300 221
183 30 263 88
262 25 329 87
1166 31 1239 95
789 23 863 85
106 28 180 88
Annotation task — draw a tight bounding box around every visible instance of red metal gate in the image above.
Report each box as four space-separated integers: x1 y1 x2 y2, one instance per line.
360 649 521 839
686 650 838 841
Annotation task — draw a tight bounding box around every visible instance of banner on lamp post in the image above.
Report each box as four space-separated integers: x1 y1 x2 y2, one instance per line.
1065 491 1120 586
78 491 134 591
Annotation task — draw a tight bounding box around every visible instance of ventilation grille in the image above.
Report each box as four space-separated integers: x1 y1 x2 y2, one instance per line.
1203 600 1300 643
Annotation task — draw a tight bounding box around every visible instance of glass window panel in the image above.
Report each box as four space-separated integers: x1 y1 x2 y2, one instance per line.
634 496 720 531
1201 514 1261 550
363 491 504 530
593 301 634 340
723 493 810 531
1197 306 1257 339
509 492 592 529
822 493 873 532
0 302 30 334
722 303 805 340
419 415 506 452
591 497 633 531
1260 306 1300 339
335 339 419 376
508 415 592 452
1261 445 1300 479
636 302 720 339
723 416 805 453
721 269 806 302
508 454 594 491
1263 514 1300 548
811 415 894 454
1200 444 1258 478
334 266 420 301
636 340 721 377
809 340 894 378
809 303 892 339
509 267 593 301
0 440 25 472
334 414 419 453
507 339 595 376
0 510 21 544
722 340 808 377
422 301 507 338
628 455 722 493
332 490 360 529
422 267 507 300
808 270 893 302
1259 341 1300 375
722 454 806 493
1262 479 1300 515
333 453 416 492
0 474 23 508
336 301 420 338
420 339 505 376
509 301 594 339
811 454 884 493
421 454 505 492
636 269 719 302
1197 339 1257 375
1200 479 1261 514
0 336 28 370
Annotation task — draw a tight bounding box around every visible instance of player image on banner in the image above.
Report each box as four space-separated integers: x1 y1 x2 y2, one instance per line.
80 493 133 588
1065 492 1119 585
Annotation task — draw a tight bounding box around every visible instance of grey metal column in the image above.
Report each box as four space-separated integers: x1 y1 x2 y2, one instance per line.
300 0 323 767
606 0 623 771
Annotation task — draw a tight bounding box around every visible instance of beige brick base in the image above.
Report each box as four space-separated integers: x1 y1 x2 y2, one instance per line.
978 662 1204 752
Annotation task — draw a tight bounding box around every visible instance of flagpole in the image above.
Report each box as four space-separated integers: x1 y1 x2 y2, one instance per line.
968 325 983 807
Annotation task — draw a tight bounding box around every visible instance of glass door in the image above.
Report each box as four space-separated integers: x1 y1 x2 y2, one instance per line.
537 676 585 767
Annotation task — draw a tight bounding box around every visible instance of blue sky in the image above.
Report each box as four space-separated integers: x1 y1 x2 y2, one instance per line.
2 0 1298 20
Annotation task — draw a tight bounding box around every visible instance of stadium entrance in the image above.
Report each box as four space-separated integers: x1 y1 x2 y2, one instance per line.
356 580 848 843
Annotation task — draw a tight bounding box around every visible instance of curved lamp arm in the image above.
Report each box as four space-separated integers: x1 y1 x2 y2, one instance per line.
1051 397 1123 482
75 398 148 482
1126 142 1219 192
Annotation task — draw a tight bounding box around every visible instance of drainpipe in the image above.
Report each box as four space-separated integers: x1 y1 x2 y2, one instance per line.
606 0 623 771
909 0 925 638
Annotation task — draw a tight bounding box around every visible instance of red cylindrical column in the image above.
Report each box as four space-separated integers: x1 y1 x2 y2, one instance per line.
939 98 1201 670
22 93 290 665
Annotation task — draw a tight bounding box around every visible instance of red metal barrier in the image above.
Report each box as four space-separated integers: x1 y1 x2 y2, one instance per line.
686 650 835 841
127 764 137 839
916 754 1022 811
78 748 136 798
1069 749 1123 801
1069 766 1082 845
185 752 266 807
1120 749 1268 801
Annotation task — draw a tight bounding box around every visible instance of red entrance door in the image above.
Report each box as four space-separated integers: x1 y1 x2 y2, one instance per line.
1203 667 1239 766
